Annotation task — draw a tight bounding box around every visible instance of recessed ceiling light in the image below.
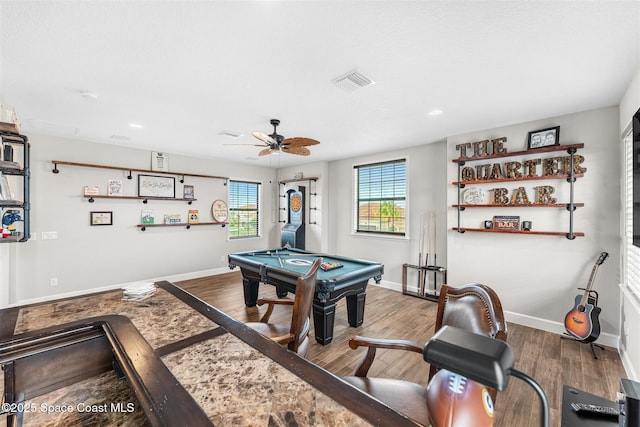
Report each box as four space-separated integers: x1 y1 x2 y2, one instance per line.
428 109 443 116
80 91 99 100
129 123 143 129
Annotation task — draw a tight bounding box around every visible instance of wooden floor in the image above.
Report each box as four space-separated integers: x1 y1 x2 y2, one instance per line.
177 272 627 427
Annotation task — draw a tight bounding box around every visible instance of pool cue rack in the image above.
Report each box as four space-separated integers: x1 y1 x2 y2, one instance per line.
402 211 445 301
402 263 446 302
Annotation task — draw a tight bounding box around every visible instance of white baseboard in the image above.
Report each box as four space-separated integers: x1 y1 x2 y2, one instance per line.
9 273 625 357
9 267 234 308
372 280 621 349
504 310 619 349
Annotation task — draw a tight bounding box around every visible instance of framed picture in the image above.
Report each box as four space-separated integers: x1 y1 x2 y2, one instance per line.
527 126 560 150
90 211 113 226
107 179 123 196
151 151 169 172
138 174 175 198
183 184 194 199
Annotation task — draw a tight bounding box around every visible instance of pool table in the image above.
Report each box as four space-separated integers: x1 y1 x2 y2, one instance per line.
228 248 384 345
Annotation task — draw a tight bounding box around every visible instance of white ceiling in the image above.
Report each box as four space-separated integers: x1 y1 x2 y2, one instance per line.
1 1 638 168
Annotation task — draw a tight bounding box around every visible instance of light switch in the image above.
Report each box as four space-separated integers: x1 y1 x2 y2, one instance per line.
41 231 58 240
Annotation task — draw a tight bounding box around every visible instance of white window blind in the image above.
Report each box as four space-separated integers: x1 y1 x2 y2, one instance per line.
228 180 260 239
353 159 407 235
624 130 640 297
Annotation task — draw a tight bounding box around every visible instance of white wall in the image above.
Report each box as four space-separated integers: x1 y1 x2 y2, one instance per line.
327 142 448 290
447 107 622 347
6 133 279 304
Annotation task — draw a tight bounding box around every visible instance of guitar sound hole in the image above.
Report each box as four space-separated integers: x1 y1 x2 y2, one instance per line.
577 305 586 312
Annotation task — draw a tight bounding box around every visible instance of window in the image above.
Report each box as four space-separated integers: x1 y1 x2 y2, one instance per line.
624 129 640 297
228 180 260 239
354 159 406 235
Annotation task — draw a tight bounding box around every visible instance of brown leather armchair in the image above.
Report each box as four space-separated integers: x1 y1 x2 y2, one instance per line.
246 258 321 358
343 283 507 425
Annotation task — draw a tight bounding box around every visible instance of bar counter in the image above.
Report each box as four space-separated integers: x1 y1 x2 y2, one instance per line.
0 281 421 426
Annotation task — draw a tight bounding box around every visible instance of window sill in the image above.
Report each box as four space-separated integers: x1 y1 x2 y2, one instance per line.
350 232 409 241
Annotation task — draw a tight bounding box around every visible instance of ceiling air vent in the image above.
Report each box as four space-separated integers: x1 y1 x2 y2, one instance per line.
220 130 243 138
332 69 375 92
110 134 131 141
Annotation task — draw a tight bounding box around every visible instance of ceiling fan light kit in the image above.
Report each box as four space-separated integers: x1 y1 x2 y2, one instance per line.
241 119 320 157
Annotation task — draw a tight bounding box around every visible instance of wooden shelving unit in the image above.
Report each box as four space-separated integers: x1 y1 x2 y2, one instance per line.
453 144 585 239
278 177 319 225
52 159 229 232
1 127 30 243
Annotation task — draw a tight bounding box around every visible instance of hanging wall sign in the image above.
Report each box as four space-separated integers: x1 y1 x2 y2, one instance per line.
211 199 228 223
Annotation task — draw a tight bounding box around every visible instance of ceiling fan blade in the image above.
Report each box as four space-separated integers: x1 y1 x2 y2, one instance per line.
252 131 277 145
258 147 278 156
281 137 320 147
282 146 310 156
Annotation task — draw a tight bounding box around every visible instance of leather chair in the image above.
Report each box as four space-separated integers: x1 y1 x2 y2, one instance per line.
246 258 321 358
343 283 507 425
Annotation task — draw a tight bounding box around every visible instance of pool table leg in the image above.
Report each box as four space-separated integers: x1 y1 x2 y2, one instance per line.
312 302 336 345
242 278 259 307
346 291 366 327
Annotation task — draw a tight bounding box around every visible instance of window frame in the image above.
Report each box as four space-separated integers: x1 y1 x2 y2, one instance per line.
227 179 261 240
353 158 407 237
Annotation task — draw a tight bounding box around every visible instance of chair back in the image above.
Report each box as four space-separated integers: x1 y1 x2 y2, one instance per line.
429 283 507 400
288 258 322 356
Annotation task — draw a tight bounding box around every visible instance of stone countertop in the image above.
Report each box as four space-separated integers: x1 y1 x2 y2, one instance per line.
2 282 421 426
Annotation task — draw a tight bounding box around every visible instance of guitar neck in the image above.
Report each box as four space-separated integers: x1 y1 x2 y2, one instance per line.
579 264 600 306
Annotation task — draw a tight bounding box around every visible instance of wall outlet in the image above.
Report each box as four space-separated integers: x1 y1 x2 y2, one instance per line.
49 278 58 287
42 231 58 240
220 255 226 262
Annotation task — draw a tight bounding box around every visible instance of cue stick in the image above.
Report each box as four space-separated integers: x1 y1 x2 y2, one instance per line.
249 253 327 257
423 211 432 295
418 211 425 292
432 211 438 292
424 211 435 294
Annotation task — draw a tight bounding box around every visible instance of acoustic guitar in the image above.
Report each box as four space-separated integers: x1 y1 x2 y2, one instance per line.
564 251 609 342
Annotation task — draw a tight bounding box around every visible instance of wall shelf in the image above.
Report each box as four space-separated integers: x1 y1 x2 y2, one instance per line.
278 177 318 185
137 222 227 231
452 143 584 164
51 160 228 183
453 173 584 186
453 203 584 209
452 227 585 237
84 195 196 204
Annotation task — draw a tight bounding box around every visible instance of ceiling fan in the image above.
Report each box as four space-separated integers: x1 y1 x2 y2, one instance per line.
237 119 320 156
